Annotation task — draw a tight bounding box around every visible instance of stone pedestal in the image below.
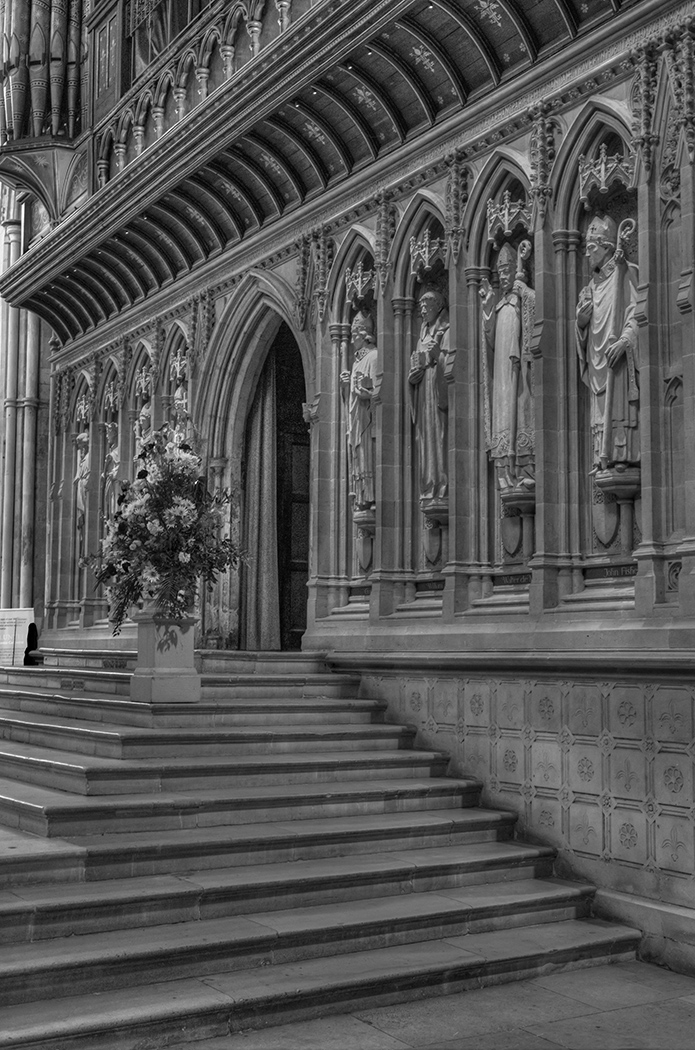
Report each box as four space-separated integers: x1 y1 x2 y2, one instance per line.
353 508 376 575
595 467 641 555
421 498 448 567
130 608 201 703
500 485 535 562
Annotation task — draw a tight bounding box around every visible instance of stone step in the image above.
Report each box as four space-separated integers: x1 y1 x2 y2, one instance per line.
0 710 415 758
0 743 449 797
0 686 385 727
0 879 594 1008
62 808 518 880
39 649 331 677
0 920 639 1048
0 776 482 837
0 843 558 944
0 666 360 701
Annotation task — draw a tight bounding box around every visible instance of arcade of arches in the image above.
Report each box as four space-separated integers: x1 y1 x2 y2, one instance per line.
0 0 694 970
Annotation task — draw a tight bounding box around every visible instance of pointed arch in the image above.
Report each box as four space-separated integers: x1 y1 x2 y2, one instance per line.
328 224 375 323
464 150 532 259
552 100 633 230
390 191 446 297
199 270 313 460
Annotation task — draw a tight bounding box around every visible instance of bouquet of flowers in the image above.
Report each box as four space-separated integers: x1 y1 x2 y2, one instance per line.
92 426 240 634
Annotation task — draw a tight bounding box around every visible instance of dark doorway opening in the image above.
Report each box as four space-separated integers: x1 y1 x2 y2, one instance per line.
274 323 309 650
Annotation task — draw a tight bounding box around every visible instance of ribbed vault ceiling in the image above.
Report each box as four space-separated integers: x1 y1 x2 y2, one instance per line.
12 0 626 342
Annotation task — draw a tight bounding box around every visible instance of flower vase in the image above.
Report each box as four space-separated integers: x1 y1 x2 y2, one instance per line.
130 606 201 704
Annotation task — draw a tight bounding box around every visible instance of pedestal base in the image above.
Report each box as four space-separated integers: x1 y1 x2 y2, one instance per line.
130 610 201 703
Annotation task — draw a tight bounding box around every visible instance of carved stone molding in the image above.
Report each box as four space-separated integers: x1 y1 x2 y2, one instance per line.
629 44 660 180
374 190 397 296
311 226 334 324
528 100 559 230
444 150 469 265
294 233 311 330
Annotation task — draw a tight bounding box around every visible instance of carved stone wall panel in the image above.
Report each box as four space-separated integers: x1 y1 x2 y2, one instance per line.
609 685 646 739
370 666 695 912
569 802 604 856
432 678 460 726
656 814 693 874
611 807 648 866
654 753 692 802
610 747 648 799
530 683 562 733
652 686 693 743
567 684 602 736
496 681 525 729
464 679 491 726
568 745 602 795
531 740 562 790
499 736 525 786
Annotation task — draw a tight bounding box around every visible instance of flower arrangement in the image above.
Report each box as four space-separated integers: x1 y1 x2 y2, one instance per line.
93 426 240 634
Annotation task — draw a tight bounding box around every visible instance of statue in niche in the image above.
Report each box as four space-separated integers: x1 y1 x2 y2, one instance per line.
340 309 378 510
102 422 120 521
575 214 639 473
74 431 91 523
481 241 535 491
134 394 152 456
408 286 450 504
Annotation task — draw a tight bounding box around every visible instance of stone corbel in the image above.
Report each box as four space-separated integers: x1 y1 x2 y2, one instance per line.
676 267 693 314
302 393 320 427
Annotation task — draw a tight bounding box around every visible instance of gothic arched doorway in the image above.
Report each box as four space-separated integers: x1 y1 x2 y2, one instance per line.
240 322 309 651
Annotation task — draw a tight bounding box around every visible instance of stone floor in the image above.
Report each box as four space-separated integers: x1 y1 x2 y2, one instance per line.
176 961 695 1050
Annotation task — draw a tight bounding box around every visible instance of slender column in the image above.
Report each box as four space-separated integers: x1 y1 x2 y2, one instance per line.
443 246 471 615
528 218 561 614
371 292 399 619
634 168 667 610
18 311 40 607
0 217 21 606
553 230 583 596
464 265 490 602
328 321 349 610
677 153 695 613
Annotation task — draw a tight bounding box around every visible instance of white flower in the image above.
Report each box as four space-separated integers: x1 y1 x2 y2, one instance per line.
178 551 191 563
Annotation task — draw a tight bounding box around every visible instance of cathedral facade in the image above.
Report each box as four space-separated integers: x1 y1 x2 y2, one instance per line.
0 0 694 967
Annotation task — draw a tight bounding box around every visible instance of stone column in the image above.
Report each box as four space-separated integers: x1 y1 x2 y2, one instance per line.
552 229 583 598
443 246 471 616
634 169 667 611
676 150 695 614
18 310 40 608
0 216 21 606
528 218 561 615
329 321 350 610
464 265 491 603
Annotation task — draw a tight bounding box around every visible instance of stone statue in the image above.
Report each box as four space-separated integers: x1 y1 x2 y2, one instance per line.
576 214 639 472
481 241 535 491
134 395 152 456
408 287 450 503
102 422 120 521
340 310 378 510
74 431 90 521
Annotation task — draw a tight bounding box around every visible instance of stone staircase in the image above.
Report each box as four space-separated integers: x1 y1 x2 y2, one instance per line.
0 652 639 1048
